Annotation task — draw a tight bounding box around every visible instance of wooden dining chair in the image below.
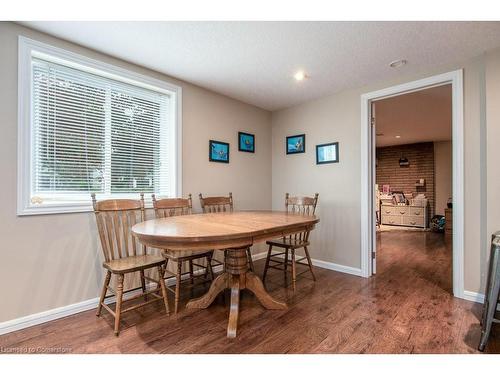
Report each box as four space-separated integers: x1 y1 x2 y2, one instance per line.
91 193 169 336
152 194 215 314
262 193 319 291
199 192 254 272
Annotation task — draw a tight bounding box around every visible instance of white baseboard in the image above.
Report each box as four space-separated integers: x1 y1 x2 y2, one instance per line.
0 282 164 336
462 290 500 314
0 295 104 336
0 252 359 336
0 264 223 336
253 251 363 277
310 258 363 277
251 251 269 261
463 290 485 304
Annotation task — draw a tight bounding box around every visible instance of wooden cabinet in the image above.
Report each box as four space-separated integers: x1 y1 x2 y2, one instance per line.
445 208 453 235
381 203 428 228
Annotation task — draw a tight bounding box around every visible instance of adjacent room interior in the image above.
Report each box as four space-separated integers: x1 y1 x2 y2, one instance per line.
373 85 453 293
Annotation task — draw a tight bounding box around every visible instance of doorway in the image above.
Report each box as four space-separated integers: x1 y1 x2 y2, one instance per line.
360 70 465 299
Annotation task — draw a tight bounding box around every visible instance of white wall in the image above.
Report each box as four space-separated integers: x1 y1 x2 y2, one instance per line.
486 49 500 255
0 22 272 323
2 21 499 326
272 55 488 294
434 141 452 216
272 90 362 269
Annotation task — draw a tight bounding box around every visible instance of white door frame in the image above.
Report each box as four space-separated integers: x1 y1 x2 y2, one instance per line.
360 69 465 299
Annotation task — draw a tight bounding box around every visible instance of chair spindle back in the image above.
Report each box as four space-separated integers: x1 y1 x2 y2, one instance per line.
285 193 319 242
199 192 233 213
91 193 146 262
152 194 193 218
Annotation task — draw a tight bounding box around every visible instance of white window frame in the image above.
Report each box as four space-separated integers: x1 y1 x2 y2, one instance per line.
17 36 182 216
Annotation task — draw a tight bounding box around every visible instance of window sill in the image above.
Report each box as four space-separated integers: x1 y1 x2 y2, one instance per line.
17 203 94 216
17 200 156 216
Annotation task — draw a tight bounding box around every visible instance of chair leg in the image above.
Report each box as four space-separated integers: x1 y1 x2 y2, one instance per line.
114 274 124 336
164 258 169 279
96 271 111 317
157 266 170 315
304 246 316 281
246 247 254 272
203 255 209 279
262 244 273 282
223 250 227 272
284 249 289 281
479 248 500 351
207 252 215 280
175 261 182 314
291 249 296 292
479 275 500 351
188 260 194 285
140 270 147 301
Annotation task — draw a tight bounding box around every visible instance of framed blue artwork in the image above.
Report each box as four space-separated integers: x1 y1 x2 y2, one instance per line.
316 142 339 165
286 134 305 154
209 140 229 163
238 132 255 153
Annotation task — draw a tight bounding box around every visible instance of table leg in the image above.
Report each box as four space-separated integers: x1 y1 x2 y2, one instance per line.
186 273 228 309
227 274 241 338
186 247 287 338
246 272 287 310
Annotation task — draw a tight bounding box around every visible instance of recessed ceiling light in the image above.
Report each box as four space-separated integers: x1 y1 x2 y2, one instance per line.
294 70 307 81
395 135 401 138
389 59 407 68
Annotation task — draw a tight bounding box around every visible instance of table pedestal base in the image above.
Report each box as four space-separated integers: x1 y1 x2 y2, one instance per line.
186 247 287 338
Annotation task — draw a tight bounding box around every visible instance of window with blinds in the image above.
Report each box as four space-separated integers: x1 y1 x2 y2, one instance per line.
18 38 180 215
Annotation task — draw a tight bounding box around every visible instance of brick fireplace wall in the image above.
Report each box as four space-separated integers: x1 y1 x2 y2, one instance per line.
376 142 435 217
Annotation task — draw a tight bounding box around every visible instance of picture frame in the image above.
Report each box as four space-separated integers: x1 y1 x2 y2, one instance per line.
238 132 255 153
286 134 305 154
209 140 230 163
316 142 339 165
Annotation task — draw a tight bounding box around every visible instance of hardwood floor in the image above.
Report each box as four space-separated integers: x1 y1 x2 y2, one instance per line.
1 230 497 353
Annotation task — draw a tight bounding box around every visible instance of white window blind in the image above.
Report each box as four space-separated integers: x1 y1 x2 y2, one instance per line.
18 38 181 215
32 58 170 203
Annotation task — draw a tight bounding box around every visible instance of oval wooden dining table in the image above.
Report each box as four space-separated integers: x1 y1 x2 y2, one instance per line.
132 210 319 338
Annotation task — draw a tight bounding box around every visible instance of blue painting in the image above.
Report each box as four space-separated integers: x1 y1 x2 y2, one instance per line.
286 134 305 154
238 132 255 153
316 142 339 165
209 140 229 163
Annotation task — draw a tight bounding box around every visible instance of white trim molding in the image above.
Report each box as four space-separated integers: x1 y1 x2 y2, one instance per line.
360 70 465 299
463 291 500 313
0 252 360 336
17 36 183 216
0 294 110 336
463 291 500 316
310 259 362 277
0 264 222 336
252 252 362 276
463 290 485 304
250 251 269 262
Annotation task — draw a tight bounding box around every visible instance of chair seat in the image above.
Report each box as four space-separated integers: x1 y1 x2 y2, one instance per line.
163 249 213 261
266 238 310 249
103 254 165 273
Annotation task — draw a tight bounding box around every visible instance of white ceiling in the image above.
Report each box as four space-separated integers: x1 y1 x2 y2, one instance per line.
20 21 500 111
375 84 452 147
